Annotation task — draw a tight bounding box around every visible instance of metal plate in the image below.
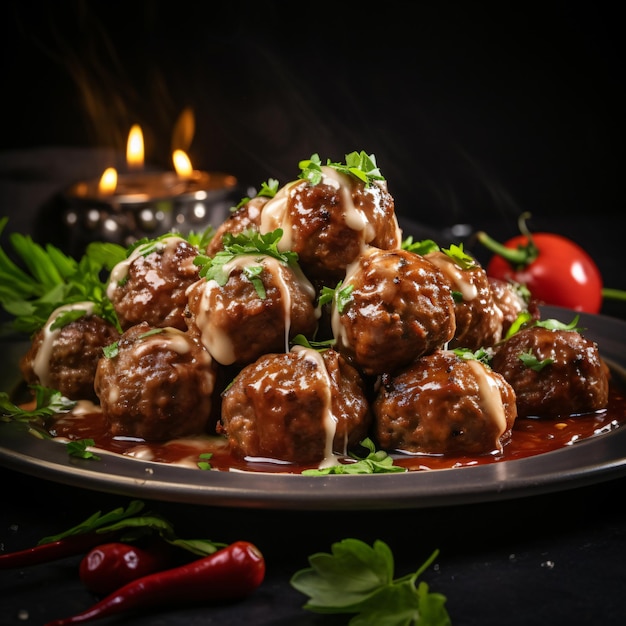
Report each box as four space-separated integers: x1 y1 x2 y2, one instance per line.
1 305 625 510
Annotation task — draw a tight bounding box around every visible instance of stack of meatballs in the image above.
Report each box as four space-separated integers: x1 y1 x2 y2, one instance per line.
19 153 611 469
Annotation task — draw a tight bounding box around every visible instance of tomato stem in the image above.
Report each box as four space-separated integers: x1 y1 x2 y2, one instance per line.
602 288 626 302
475 213 540 270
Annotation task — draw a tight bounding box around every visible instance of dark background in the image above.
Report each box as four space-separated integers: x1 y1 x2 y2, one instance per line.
2 1 624 230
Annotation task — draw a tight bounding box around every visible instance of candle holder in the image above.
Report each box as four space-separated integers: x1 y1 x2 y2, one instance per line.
61 170 242 256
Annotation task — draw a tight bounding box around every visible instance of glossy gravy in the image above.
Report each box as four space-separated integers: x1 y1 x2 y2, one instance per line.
44 375 626 474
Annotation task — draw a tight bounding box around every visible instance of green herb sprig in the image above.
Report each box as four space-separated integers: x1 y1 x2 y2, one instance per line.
0 217 125 334
194 229 298 291
0 385 76 423
291 538 450 625
231 178 280 212
302 438 406 475
299 151 385 187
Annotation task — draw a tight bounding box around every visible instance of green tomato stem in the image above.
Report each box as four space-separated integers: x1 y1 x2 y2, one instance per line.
602 288 626 302
475 230 537 268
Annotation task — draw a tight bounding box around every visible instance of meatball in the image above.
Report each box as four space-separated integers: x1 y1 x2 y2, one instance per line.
219 346 372 466
107 235 200 331
488 277 540 336
20 303 120 402
206 196 267 257
94 322 217 440
374 349 517 456
185 253 319 366
490 324 610 418
259 166 402 284
425 249 503 350
331 246 456 376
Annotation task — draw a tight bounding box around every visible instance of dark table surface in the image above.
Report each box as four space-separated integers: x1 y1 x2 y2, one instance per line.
1 149 625 626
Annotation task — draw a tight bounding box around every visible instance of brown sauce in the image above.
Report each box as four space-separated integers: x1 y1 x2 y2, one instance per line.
44 376 626 474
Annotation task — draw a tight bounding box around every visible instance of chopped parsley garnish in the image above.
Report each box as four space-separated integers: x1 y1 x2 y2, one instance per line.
67 438 101 461
0 385 76 422
298 151 385 187
534 315 583 332
231 178 280 212
319 282 354 313
301 438 406 475
291 334 336 351
402 237 440 255
194 229 299 291
519 350 554 371
441 243 476 270
197 452 213 470
452 347 493 366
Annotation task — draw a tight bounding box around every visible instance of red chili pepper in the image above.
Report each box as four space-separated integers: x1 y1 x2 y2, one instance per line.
0 531 120 570
476 213 604 313
79 541 172 596
44 540 266 626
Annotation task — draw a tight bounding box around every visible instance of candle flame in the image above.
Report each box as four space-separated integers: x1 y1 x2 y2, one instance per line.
127 124 144 170
173 149 193 179
98 167 118 195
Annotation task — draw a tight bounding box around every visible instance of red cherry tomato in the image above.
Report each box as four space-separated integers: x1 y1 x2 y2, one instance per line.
79 542 171 596
476 215 603 314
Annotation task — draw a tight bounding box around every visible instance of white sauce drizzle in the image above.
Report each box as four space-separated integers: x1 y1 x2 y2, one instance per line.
259 181 298 250
33 301 95 387
427 251 478 301
192 255 315 365
260 168 382 250
292 345 341 469
466 358 507 440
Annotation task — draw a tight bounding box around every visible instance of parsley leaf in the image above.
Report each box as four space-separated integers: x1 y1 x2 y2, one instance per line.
194 229 299 290
298 151 385 187
519 350 554 372
0 385 75 422
302 438 406 475
441 243 476 270
402 237 440 256
291 538 450 625
67 438 101 461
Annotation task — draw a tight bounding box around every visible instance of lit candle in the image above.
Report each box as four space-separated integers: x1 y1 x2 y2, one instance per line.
62 124 240 256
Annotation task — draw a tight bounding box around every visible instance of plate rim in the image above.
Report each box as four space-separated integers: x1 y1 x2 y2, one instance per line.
1 305 625 510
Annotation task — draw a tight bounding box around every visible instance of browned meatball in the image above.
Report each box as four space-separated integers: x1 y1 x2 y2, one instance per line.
206 196 267 257
107 235 199 331
490 325 610 418
425 250 503 350
374 349 517 455
20 303 120 402
488 277 540 336
185 254 319 366
219 347 372 465
331 246 456 376
259 167 402 284
94 322 217 440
